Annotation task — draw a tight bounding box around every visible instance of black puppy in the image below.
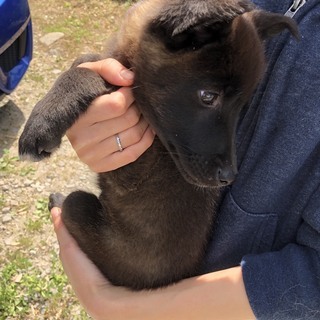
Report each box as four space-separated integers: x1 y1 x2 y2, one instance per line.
19 0 298 290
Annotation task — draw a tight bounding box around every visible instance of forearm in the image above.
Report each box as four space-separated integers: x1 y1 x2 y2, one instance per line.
52 207 254 320
155 266 254 320
94 267 255 320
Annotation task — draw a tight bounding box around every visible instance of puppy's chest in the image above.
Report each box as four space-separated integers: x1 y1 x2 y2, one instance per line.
99 167 179 207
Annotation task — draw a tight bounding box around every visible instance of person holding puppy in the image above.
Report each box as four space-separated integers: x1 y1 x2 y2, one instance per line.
51 1 320 319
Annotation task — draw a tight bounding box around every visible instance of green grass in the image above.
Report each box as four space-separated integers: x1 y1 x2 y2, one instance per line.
0 250 79 319
34 198 50 221
0 149 36 177
0 1 136 317
41 5 100 45
25 73 45 84
43 16 91 42
0 149 19 172
0 253 34 318
25 198 50 233
0 196 90 319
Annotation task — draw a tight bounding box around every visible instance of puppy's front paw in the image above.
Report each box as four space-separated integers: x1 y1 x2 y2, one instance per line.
19 117 63 161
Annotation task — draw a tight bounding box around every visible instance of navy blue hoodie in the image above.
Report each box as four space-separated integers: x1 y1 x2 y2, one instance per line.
202 1 320 319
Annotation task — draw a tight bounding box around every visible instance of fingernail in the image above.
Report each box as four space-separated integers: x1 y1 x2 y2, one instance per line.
120 69 134 80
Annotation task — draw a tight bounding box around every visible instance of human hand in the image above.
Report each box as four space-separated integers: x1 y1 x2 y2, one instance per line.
51 206 160 320
66 58 155 173
51 205 255 320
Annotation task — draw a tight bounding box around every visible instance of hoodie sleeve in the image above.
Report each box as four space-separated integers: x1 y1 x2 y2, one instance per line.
241 185 320 320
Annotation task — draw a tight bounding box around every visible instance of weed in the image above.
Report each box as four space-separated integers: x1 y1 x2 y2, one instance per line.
18 236 34 250
1 0 134 318
0 149 36 177
25 198 50 233
25 218 44 233
0 252 32 318
19 165 36 177
0 250 88 319
34 197 50 221
43 15 92 43
25 73 45 83
0 149 19 173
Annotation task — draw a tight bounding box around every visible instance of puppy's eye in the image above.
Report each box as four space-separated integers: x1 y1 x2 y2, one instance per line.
199 90 220 106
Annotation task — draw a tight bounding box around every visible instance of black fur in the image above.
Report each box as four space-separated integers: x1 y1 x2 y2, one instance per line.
19 0 298 290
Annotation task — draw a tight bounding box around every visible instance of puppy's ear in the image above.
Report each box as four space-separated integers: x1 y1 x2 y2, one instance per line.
245 10 300 40
151 19 231 51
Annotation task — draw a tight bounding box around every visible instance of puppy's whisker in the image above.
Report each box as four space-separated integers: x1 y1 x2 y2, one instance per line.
131 85 142 90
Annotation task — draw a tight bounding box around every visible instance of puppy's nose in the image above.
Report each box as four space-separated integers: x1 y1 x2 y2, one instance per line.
218 167 237 185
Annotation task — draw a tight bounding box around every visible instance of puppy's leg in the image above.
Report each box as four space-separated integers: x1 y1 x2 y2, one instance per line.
49 191 106 247
61 190 104 231
71 53 103 67
57 191 111 273
19 54 118 161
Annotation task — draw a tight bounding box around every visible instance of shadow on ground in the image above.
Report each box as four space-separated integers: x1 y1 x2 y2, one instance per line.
0 99 25 157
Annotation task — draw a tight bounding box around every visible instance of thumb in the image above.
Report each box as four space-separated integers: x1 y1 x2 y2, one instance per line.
51 207 107 286
79 58 134 87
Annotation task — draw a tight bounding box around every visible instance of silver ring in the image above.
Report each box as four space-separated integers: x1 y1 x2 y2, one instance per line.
115 134 124 152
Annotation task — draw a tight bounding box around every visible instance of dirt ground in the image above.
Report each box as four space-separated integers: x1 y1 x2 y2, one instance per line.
0 1 133 318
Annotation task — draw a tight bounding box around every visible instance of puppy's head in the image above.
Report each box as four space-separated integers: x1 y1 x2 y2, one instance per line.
133 5 299 188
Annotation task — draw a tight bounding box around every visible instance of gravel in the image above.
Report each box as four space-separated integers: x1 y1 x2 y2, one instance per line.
0 1 131 317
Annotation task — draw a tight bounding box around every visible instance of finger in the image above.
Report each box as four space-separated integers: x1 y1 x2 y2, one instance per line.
51 207 110 318
77 117 150 167
79 58 134 87
51 207 107 290
115 117 150 151
69 104 141 153
68 87 135 130
51 207 77 250
90 126 155 173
